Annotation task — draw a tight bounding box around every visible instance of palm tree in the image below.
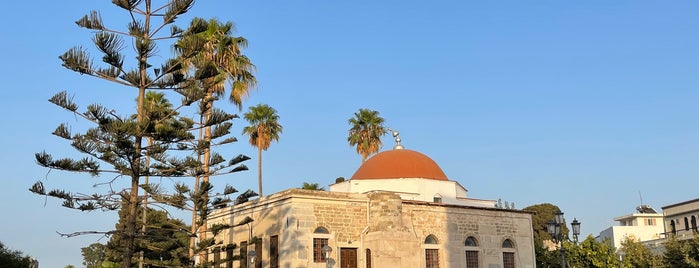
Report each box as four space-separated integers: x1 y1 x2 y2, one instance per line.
175 18 256 262
348 108 387 162
242 104 283 197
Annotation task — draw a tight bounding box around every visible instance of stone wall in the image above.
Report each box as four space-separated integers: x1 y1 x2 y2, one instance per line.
208 189 534 268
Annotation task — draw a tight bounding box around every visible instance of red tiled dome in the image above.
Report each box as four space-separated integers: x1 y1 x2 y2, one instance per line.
350 149 449 181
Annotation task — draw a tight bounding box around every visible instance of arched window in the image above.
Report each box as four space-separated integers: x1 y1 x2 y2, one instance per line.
433 194 442 203
465 236 478 247
692 216 697 232
502 239 515 248
670 220 676 235
366 249 372 268
425 235 439 244
314 226 330 234
464 236 479 268
424 235 439 268
313 226 330 262
685 217 690 231
502 239 515 268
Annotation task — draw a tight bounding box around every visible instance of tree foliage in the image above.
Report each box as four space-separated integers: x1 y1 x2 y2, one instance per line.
523 203 569 243
0 241 32 268
663 235 699 267
567 236 618 267
347 108 387 162
81 243 107 268
301 182 325 191
106 208 191 266
619 235 662 267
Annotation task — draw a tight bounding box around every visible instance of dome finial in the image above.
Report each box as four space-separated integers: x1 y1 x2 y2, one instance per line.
388 128 404 150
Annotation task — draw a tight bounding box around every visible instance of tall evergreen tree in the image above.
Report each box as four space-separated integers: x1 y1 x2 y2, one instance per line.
347 108 387 162
242 104 283 197
27 1 214 267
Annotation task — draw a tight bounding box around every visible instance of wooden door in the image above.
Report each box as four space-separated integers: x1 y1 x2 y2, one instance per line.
340 248 357 268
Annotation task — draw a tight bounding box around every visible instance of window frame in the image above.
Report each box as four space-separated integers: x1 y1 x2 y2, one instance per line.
313 238 329 262
313 226 331 263
425 248 440 268
424 235 440 268
502 238 516 268
464 236 480 268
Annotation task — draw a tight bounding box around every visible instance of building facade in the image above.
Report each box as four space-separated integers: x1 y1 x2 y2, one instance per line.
662 198 699 240
596 205 665 251
208 140 535 268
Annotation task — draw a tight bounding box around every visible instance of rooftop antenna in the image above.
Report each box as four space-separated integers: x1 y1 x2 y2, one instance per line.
387 128 404 150
635 191 657 213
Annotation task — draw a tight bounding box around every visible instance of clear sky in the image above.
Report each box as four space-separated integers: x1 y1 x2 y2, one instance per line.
1 1 698 267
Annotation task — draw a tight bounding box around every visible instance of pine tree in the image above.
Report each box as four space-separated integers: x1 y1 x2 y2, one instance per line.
29 1 205 267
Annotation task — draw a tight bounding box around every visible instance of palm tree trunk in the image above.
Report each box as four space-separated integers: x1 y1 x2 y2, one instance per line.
257 146 263 197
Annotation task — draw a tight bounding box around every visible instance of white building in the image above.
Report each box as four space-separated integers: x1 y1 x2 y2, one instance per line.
597 205 664 251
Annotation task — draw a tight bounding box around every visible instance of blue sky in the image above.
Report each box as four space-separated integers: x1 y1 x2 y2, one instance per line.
1 1 698 266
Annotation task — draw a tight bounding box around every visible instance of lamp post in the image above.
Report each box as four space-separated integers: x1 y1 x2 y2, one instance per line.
321 245 333 268
248 250 257 266
546 210 581 268
617 251 625 268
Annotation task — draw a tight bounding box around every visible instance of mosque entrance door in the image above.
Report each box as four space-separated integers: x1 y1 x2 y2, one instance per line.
340 248 357 268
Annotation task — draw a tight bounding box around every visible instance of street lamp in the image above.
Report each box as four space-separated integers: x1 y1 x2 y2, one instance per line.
547 210 581 268
321 245 333 268
321 245 333 260
248 250 257 265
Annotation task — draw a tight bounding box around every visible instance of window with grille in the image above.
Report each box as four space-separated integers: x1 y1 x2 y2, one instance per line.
313 238 329 262
425 249 439 268
465 250 478 268
503 252 515 268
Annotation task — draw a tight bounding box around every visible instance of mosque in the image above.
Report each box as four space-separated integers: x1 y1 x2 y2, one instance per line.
208 133 536 268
